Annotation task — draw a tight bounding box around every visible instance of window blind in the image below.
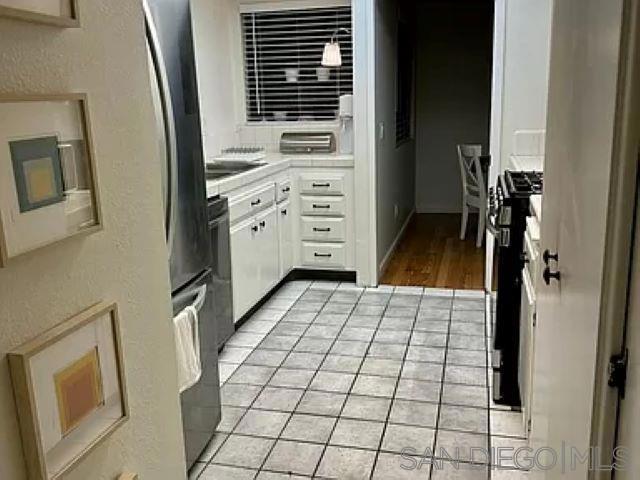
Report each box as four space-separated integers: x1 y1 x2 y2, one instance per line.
396 25 414 144
242 6 353 123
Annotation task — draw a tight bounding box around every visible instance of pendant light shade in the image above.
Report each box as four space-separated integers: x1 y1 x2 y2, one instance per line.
322 40 342 67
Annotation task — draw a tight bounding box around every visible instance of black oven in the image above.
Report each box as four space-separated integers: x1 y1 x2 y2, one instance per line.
488 171 543 407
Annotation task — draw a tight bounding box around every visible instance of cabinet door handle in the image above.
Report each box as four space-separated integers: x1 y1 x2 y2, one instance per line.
282 209 287 216
259 220 266 228
312 182 331 188
282 186 290 193
313 204 331 209
543 250 559 265
314 252 332 258
251 199 261 207
543 266 561 285
313 227 331 232
251 225 258 232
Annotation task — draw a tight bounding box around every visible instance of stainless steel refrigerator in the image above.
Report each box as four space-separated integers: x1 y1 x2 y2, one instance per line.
144 0 221 469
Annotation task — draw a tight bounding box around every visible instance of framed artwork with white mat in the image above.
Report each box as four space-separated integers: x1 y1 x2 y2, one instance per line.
0 0 79 27
8 302 129 480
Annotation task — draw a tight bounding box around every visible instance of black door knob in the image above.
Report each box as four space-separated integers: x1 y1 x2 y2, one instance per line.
543 266 561 285
543 250 559 265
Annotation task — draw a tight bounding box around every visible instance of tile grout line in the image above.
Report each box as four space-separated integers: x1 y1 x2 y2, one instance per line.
307 285 370 478
251 281 345 477
201 282 312 477
205 283 489 478
368 286 429 480
426 292 455 480
312 285 391 479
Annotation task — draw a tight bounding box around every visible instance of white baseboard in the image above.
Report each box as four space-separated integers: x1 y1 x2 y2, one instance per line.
378 209 415 276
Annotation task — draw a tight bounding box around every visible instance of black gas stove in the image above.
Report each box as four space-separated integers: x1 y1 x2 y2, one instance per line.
489 170 543 407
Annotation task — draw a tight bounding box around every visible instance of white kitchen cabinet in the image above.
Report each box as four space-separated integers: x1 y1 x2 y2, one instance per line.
224 164 355 322
300 195 346 217
256 205 280 295
519 264 536 438
302 242 346 268
230 205 280 322
230 215 260 321
299 173 345 196
228 182 275 224
278 200 293 277
301 216 346 242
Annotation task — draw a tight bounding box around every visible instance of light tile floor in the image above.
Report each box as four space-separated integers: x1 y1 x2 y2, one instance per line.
191 281 530 479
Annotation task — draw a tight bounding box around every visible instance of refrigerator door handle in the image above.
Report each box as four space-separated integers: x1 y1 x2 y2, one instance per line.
144 0 179 259
173 284 208 313
192 285 207 312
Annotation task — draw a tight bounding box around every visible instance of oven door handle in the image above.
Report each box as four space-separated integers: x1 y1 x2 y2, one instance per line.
486 210 499 236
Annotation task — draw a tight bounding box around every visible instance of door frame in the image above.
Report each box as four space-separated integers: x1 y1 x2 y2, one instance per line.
590 0 640 476
485 0 507 291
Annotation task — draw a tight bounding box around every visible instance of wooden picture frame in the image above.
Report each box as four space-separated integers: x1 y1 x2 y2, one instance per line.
0 1 79 27
8 302 129 480
0 93 103 267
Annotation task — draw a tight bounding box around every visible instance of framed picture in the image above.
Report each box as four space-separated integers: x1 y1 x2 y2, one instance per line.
0 94 102 267
8 303 129 480
0 0 79 27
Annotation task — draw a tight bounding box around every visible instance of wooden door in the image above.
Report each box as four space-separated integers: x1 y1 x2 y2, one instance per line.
615 189 640 477
530 0 628 478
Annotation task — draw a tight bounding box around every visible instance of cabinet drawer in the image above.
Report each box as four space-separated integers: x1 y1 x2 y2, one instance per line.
229 183 275 223
300 195 345 217
299 174 345 196
301 217 346 242
276 179 292 203
302 242 346 268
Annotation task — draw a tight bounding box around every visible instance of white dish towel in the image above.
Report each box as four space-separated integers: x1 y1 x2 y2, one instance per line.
173 305 202 393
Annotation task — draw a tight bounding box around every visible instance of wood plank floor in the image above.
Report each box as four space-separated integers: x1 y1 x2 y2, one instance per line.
380 213 486 290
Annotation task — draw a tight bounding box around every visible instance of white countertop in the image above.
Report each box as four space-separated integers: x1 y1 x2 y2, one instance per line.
530 194 542 222
205 153 354 198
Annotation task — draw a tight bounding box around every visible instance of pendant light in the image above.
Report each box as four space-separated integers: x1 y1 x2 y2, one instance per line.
321 27 351 68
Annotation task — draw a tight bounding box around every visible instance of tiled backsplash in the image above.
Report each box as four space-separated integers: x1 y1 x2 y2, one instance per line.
235 123 341 152
513 129 546 156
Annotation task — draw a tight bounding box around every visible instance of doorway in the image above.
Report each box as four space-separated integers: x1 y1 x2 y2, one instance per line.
375 0 494 290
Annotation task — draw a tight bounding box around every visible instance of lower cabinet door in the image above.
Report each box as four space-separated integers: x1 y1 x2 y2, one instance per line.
301 242 346 268
256 204 280 295
230 216 259 322
278 200 293 277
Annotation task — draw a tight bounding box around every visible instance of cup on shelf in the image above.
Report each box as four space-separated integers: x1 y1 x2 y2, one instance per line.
274 111 288 122
284 68 299 83
316 67 330 82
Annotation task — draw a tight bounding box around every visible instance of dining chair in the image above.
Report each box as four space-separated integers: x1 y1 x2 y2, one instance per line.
457 144 486 248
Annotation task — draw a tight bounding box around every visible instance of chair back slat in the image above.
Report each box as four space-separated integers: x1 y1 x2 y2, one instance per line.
456 144 485 202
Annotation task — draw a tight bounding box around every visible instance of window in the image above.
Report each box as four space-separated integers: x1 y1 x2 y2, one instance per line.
242 6 353 123
396 25 414 144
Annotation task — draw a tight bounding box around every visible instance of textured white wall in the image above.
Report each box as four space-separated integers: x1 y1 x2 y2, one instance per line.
499 0 552 169
375 0 416 271
414 1 493 214
192 0 239 159
0 2 186 479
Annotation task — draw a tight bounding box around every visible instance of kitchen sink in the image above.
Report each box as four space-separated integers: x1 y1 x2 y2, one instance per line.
205 160 266 180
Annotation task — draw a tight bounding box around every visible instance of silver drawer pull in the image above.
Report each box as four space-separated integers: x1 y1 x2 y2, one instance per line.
313 204 331 209
312 182 330 188
314 253 332 258
313 227 331 232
